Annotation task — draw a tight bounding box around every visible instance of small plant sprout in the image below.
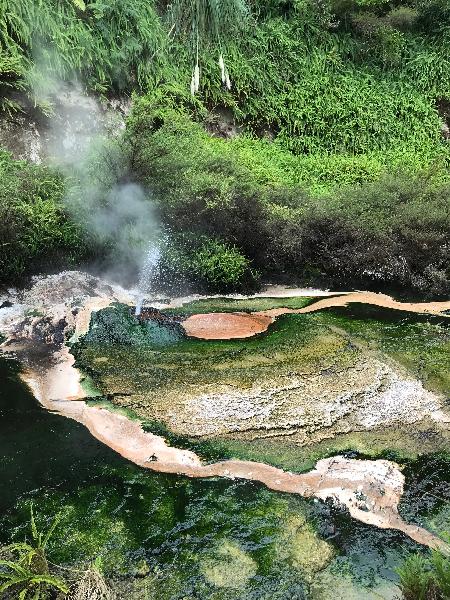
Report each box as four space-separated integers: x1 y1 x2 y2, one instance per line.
0 504 68 599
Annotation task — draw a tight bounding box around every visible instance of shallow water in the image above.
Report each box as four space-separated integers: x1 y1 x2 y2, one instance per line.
0 366 410 599
1 297 449 598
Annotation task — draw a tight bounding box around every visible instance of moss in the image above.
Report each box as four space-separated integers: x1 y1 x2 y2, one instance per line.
163 295 314 315
316 306 450 395
82 303 184 348
200 539 258 589
276 514 334 579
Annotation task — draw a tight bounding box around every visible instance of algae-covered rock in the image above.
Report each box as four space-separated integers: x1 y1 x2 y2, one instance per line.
73 300 449 463
83 303 183 347
200 539 257 589
276 515 334 579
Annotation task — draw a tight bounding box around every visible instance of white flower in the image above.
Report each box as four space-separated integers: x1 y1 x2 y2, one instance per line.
194 63 200 91
219 53 226 83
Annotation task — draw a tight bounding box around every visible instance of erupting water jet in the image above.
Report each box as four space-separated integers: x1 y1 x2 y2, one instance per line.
134 243 161 316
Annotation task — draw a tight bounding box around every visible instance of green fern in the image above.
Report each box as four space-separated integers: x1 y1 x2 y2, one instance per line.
0 505 68 600
168 0 250 43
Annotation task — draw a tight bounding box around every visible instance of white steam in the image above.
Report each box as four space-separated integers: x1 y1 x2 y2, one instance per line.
134 244 161 316
36 78 161 306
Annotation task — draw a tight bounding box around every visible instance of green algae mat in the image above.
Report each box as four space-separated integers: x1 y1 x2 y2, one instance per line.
73 299 450 470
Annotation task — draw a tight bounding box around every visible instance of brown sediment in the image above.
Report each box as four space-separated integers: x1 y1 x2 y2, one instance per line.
182 311 275 340
20 354 448 553
182 291 450 340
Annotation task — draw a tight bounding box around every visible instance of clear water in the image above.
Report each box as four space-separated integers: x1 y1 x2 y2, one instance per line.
1 300 449 598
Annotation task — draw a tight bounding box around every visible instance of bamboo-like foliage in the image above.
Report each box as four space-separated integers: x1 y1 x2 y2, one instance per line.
0 0 249 99
167 0 250 92
0 0 167 96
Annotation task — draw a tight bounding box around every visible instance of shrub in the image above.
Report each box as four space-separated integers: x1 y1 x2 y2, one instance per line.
128 105 268 262
0 0 167 99
397 554 433 600
0 506 68 600
158 235 260 293
0 150 88 282
397 546 450 600
385 7 419 31
189 238 259 290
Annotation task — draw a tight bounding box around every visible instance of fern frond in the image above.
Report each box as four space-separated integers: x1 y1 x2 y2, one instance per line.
71 0 86 10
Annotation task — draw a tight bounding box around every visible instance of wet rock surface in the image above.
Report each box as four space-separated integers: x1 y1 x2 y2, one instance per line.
0 270 132 346
77 301 449 446
168 359 446 441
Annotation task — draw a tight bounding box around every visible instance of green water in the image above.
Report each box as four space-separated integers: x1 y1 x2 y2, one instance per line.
0 354 436 599
1 299 449 598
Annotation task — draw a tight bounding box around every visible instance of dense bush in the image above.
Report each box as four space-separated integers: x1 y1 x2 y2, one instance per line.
0 151 88 281
128 100 450 295
2 0 450 167
174 0 450 164
158 235 260 293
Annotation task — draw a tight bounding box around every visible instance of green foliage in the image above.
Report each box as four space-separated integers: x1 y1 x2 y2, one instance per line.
159 235 260 292
128 100 450 295
149 0 450 173
168 0 250 50
0 506 68 599
169 236 259 292
385 7 418 31
397 545 450 600
415 0 450 34
0 0 167 101
0 50 27 112
0 150 88 281
128 105 265 242
397 554 433 600
189 238 256 288
2 0 450 297
431 549 450 598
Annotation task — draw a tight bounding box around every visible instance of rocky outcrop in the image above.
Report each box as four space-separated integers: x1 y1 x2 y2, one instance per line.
0 89 129 164
166 359 447 442
0 270 133 345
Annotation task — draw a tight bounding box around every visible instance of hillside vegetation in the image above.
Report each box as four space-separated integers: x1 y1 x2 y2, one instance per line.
0 0 449 294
